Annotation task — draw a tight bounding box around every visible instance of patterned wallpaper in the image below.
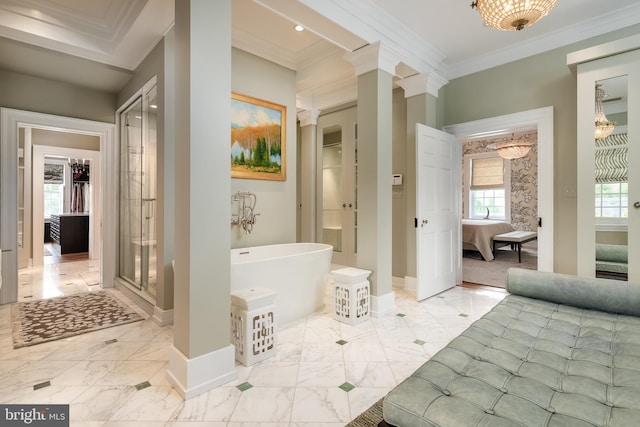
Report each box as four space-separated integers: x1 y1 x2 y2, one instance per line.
463 132 538 232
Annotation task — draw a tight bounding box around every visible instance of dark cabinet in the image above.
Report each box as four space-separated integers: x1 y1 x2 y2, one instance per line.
50 214 89 254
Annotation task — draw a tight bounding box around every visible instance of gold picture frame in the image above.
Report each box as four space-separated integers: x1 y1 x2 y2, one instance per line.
231 92 286 181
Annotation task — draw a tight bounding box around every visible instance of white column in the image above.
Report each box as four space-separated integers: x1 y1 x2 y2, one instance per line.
167 0 236 400
298 109 320 243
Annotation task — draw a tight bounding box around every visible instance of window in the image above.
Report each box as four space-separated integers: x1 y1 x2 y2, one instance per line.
595 182 628 219
44 162 65 219
464 153 510 220
44 183 64 219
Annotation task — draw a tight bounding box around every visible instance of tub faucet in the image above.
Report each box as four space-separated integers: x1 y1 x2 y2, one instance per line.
231 191 259 234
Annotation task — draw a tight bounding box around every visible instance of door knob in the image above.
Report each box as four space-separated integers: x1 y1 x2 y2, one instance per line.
342 203 347 208
634 201 640 209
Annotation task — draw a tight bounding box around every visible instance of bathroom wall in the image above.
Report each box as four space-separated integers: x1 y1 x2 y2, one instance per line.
231 48 297 248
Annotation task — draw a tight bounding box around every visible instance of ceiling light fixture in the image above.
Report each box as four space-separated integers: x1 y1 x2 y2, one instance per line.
595 83 615 140
487 134 534 159
470 0 559 31
294 24 304 32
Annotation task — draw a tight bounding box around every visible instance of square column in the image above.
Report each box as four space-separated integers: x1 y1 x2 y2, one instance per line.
344 42 397 317
167 0 236 400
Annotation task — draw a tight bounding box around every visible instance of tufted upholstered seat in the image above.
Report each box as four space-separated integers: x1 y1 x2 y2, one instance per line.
382 268 640 427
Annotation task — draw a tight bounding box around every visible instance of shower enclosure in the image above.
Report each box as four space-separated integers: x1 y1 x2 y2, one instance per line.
118 79 157 300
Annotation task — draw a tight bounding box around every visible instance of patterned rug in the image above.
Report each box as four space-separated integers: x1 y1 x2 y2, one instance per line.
11 291 144 348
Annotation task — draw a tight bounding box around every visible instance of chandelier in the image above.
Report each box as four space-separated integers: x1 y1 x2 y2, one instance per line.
487 134 534 159
595 83 615 140
471 0 559 31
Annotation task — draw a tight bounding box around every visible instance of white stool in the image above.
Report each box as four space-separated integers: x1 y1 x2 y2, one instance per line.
230 287 277 366
332 267 372 325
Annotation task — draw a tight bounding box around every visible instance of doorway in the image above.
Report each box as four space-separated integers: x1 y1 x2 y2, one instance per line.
444 107 555 278
316 107 358 266
0 108 117 305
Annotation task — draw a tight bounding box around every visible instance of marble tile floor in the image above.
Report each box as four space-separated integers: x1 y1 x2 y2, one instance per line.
2 261 507 426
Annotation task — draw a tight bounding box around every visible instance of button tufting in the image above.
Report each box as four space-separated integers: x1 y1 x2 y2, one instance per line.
442 390 451 396
547 407 555 413
485 409 495 415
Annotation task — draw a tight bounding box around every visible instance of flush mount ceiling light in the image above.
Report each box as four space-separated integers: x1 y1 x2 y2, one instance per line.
470 0 559 31
595 83 615 140
294 24 304 32
487 134 534 159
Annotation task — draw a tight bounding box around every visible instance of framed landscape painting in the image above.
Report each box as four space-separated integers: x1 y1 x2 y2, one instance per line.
231 93 286 181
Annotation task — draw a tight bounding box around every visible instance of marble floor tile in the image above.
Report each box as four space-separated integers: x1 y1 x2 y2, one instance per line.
1 259 506 425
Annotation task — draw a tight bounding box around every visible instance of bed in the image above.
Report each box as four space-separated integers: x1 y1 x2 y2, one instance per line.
462 219 514 261
382 268 640 427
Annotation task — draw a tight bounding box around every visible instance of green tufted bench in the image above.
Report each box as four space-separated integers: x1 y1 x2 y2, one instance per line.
382 268 640 427
596 244 628 280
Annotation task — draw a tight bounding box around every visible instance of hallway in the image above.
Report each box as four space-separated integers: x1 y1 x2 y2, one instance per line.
17 247 98 301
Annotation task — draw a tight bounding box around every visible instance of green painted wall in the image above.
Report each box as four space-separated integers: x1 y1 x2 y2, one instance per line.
440 24 640 274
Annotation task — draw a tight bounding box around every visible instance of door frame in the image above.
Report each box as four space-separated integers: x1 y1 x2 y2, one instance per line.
443 106 554 272
32 145 101 265
1 108 116 304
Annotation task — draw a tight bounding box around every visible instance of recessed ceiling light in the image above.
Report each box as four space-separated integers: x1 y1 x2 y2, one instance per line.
294 24 304 32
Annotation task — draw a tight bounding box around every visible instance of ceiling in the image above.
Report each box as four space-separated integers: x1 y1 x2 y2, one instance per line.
0 0 639 111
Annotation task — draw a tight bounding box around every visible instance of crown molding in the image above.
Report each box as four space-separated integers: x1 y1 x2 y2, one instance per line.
343 41 399 76
447 3 640 80
297 109 321 126
232 27 297 70
396 71 449 98
300 0 445 75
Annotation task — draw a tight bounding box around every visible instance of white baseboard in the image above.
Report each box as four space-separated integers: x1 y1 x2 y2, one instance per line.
370 291 396 317
166 344 237 400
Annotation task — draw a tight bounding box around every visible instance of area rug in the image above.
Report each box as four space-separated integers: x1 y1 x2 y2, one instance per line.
346 398 384 427
11 291 144 348
463 242 537 288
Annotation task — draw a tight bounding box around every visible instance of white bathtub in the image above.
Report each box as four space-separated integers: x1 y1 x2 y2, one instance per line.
231 243 333 325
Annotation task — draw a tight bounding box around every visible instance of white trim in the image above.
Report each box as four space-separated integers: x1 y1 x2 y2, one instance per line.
0 108 116 304
370 291 396 317
443 106 554 273
166 344 237 400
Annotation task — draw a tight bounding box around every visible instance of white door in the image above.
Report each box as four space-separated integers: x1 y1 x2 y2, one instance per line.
416 124 462 300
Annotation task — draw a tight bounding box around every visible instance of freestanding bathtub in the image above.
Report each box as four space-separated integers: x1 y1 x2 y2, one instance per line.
230 242 333 325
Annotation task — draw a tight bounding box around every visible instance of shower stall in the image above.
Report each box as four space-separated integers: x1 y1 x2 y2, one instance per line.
118 79 157 300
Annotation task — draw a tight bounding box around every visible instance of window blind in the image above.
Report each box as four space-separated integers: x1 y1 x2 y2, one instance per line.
595 133 627 183
44 163 64 184
471 156 504 189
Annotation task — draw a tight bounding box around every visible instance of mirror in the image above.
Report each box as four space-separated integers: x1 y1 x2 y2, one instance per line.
321 125 343 253
594 75 628 281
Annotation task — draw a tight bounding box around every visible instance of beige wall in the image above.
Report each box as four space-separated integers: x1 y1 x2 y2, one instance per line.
230 48 298 248
0 69 116 123
116 37 174 313
32 128 100 151
439 24 640 275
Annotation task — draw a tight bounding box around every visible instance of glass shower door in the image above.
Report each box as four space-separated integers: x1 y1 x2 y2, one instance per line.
119 83 157 297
